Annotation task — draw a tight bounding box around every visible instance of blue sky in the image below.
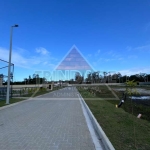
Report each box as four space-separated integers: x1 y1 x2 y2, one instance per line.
0 0 150 81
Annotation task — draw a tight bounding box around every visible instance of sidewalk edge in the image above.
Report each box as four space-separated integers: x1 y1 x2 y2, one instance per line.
78 94 115 150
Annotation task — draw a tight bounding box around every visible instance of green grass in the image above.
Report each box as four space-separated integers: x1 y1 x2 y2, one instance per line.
78 85 116 98
13 86 64 97
78 86 150 150
0 98 27 107
108 89 150 121
108 99 150 122
0 86 64 108
22 88 50 97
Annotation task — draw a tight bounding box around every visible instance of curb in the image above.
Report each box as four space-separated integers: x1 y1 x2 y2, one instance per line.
79 94 115 150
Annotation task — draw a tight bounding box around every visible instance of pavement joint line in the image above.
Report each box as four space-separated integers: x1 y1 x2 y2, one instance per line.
78 92 115 150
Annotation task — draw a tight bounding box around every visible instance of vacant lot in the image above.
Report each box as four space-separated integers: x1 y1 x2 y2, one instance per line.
78 85 150 150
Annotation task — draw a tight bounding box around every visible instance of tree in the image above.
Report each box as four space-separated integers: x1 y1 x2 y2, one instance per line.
28 75 31 84
42 77 47 84
139 73 147 82
121 75 129 83
32 74 40 84
103 71 108 83
24 78 28 85
129 75 140 82
117 72 122 83
91 72 96 83
86 73 92 83
32 74 36 79
125 80 138 95
94 72 100 83
75 72 83 84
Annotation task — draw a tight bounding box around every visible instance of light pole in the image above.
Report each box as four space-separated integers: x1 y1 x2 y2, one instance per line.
6 24 18 104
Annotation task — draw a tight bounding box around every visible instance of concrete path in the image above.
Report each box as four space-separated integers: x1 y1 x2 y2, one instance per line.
0 87 96 150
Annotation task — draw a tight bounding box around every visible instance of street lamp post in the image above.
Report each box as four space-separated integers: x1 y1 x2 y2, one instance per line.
6 24 18 104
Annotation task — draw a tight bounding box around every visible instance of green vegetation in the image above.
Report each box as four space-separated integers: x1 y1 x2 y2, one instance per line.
78 85 116 98
77 85 150 150
22 86 64 97
21 87 49 97
0 86 64 108
0 98 26 107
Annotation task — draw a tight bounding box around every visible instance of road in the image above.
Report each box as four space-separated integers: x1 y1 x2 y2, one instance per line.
0 87 96 150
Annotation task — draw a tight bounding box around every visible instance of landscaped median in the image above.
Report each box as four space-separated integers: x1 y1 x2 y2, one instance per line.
77 86 150 150
0 86 64 108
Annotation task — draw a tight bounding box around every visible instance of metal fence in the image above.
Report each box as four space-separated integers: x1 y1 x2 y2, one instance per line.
0 87 12 100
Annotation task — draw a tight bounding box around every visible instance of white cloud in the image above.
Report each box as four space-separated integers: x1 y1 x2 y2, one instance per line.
106 50 113 55
43 61 48 65
86 54 92 59
128 55 138 59
126 46 132 51
104 58 115 62
94 49 101 56
98 56 123 62
0 47 29 68
134 45 150 52
97 49 101 53
48 63 56 68
36 47 49 55
118 57 124 60
119 67 150 76
105 50 123 60
0 47 57 69
127 44 150 52
15 47 27 54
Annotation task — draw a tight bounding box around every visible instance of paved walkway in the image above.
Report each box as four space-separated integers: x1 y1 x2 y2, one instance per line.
0 87 95 150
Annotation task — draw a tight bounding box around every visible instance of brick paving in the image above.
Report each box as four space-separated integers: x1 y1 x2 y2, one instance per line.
0 87 95 150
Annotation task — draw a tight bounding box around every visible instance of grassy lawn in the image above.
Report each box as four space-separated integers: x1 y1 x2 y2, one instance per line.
0 98 27 107
11 86 64 97
78 85 116 98
78 86 150 150
109 84 150 91
22 89 50 97
0 86 64 108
